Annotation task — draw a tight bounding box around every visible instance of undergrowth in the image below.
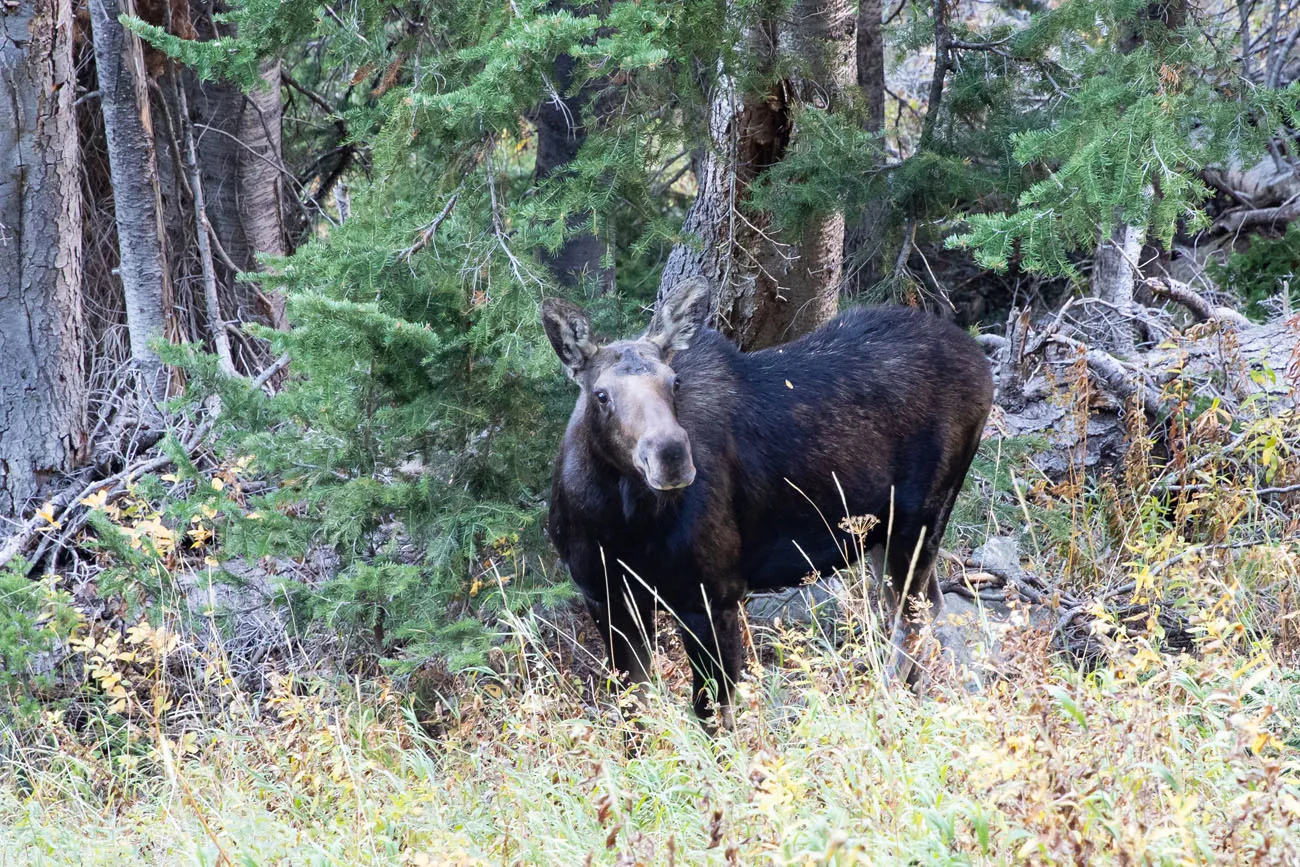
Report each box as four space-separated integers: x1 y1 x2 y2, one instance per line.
2 580 1299 865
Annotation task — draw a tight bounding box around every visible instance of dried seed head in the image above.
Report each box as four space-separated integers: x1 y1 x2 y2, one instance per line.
839 514 880 538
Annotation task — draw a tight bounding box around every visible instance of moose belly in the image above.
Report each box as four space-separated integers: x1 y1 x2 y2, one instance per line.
741 523 854 591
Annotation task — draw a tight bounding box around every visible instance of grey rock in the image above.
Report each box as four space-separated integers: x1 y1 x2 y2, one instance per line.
970 535 1020 575
746 578 844 626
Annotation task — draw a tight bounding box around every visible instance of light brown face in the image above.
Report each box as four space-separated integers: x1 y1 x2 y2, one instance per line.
541 278 711 492
582 340 695 491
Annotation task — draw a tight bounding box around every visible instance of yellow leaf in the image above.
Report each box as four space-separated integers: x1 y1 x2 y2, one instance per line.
36 503 61 529
785 380 794 389
211 478 225 492
79 490 109 510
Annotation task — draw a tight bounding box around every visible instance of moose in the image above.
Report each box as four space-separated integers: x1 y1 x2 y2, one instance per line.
543 278 993 728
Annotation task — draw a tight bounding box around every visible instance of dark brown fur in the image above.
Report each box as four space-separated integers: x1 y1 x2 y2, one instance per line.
543 282 993 726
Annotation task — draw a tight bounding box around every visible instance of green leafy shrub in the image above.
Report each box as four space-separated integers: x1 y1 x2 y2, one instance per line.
0 564 77 718
1208 224 1300 321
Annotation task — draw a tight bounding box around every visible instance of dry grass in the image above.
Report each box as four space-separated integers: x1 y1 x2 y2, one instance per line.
3 573 1299 867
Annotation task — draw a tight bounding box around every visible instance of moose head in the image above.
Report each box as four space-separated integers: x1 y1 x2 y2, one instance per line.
541 278 711 491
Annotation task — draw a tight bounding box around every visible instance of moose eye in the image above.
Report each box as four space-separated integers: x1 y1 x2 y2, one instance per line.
594 389 610 406
672 377 682 393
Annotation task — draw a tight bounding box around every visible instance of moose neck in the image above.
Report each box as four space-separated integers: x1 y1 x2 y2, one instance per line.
569 419 680 523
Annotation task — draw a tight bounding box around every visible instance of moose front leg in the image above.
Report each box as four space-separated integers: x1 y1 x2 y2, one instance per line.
678 603 742 730
585 593 654 709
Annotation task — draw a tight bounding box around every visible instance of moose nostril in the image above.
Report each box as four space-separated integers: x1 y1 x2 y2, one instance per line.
659 441 687 465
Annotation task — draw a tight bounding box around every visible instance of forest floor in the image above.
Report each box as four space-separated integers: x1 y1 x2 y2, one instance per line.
3 538 1299 866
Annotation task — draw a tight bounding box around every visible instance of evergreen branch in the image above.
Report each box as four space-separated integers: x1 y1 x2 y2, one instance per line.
484 148 546 290
399 193 461 262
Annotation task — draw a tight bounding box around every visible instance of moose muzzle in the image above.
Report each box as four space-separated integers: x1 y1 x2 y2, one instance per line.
634 430 696 491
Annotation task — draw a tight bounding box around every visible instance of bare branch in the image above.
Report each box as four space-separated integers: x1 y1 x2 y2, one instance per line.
1146 277 1252 326
399 193 460 262
1213 194 1300 234
1048 334 1165 416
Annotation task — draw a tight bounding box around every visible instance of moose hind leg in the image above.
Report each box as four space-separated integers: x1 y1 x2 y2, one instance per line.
678 604 743 730
885 530 943 687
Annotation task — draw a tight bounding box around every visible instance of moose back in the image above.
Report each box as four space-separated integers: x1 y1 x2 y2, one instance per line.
543 279 993 727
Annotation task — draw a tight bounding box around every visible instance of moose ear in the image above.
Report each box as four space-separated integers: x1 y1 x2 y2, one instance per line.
541 297 598 378
645 277 711 355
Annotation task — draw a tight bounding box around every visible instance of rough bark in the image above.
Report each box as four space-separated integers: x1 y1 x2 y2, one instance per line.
656 61 738 308
1090 220 1146 355
842 0 889 296
532 52 614 293
659 0 855 350
89 0 173 403
743 0 855 346
187 59 289 329
0 0 88 520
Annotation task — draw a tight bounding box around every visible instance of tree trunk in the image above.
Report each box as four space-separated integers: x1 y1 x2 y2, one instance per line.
188 62 290 330
656 59 738 309
1089 0 1186 355
1090 220 1146 355
176 72 238 376
658 0 854 350
533 52 615 293
89 0 173 403
747 0 854 344
236 62 289 326
0 0 87 519
842 0 889 296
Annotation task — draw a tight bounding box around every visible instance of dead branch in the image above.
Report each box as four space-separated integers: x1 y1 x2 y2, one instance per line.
1214 195 1300 234
29 420 215 571
175 85 238 377
919 0 953 149
1146 276 1252 326
0 420 214 574
253 353 292 392
484 148 545 290
1048 334 1166 416
399 193 459 262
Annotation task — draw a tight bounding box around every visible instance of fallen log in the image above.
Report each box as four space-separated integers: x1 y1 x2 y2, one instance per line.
990 310 1299 479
